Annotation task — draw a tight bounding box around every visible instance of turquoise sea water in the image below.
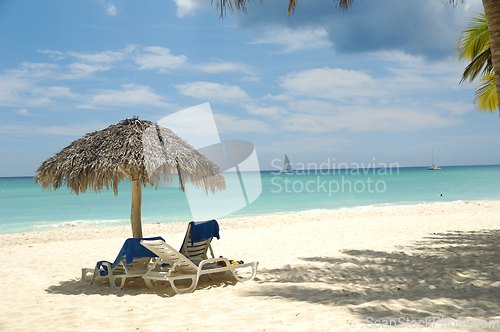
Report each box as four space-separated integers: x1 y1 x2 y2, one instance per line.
1 165 500 234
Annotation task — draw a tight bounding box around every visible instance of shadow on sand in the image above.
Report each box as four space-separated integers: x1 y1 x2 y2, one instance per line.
45 275 240 297
247 229 500 326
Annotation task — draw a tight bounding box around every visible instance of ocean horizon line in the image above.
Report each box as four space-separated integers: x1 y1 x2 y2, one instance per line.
3 163 500 179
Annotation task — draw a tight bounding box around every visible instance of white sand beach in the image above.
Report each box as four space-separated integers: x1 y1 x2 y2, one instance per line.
1 200 500 331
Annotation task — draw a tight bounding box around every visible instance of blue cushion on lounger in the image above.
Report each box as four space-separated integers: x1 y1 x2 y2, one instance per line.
97 236 165 276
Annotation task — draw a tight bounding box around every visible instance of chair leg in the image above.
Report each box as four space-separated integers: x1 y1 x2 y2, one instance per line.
89 266 100 285
144 278 169 290
231 262 259 282
81 268 93 284
144 278 155 289
108 274 122 291
169 275 198 294
120 276 127 290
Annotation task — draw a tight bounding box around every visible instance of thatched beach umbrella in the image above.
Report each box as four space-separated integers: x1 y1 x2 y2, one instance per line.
35 118 226 238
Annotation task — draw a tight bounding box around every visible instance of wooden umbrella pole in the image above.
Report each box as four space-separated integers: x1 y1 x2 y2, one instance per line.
130 178 143 238
119 166 143 238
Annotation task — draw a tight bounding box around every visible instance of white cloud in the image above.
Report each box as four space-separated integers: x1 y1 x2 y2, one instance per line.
172 0 212 18
79 83 169 108
241 76 262 83
40 86 76 98
280 67 379 101
286 107 458 133
9 62 59 78
107 4 117 16
249 28 331 53
175 81 249 103
37 49 65 61
0 58 86 108
37 125 95 136
0 74 79 107
370 51 465 91
0 76 32 106
18 109 29 116
242 97 465 134
196 60 253 74
461 0 482 12
235 0 485 60
261 94 290 101
98 1 117 16
279 102 462 133
64 63 111 79
437 101 473 116
68 50 126 63
0 122 107 136
213 113 270 134
287 99 338 114
135 47 188 72
278 59 463 105
244 104 288 118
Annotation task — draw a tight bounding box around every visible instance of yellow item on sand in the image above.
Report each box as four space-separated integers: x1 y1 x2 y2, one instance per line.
217 257 244 266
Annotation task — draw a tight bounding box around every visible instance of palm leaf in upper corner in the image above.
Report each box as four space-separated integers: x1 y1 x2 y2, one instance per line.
460 48 493 83
474 73 498 112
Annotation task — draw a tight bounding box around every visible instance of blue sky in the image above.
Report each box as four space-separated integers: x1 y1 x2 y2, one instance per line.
0 0 497 177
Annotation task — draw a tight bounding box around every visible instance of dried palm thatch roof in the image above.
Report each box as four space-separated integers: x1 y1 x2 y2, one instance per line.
35 118 226 194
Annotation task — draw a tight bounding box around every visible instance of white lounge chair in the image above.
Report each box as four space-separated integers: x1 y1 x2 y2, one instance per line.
141 239 258 294
179 219 256 282
81 236 166 291
82 257 155 291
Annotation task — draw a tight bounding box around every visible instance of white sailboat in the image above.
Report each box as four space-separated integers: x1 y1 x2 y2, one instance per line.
281 154 293 173
427 149 441 170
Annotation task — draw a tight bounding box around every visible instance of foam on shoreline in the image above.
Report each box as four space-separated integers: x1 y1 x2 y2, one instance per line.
1 198 475 235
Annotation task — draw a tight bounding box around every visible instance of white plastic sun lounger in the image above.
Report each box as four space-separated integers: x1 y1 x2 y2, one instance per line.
140 239 258 294
82 257 155 291
81 236 166 291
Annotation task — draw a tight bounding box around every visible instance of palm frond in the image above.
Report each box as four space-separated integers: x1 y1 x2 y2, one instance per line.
217 0 463 17
288 0 354 15
288 0 355 15
460 48 493 83
214 0 249 17
456 12 490 61
474 74 498 112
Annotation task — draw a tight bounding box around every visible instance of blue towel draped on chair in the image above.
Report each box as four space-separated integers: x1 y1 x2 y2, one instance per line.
185 220 220 246
97 236 165 276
